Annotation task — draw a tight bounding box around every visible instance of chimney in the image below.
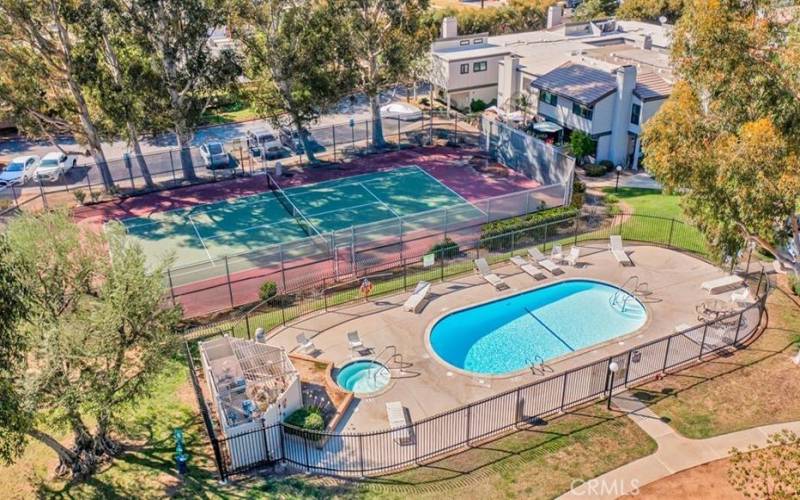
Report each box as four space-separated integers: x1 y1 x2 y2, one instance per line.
546 5 563 29
609 65 637 167
442 17 458 39
641 34 652 50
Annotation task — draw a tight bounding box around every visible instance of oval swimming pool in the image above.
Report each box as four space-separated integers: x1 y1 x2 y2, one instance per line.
428 280 647 375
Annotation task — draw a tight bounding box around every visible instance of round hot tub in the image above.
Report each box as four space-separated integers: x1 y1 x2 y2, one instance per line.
336 360 390 394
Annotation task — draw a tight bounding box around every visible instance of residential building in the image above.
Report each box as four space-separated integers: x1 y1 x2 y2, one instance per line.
429 8 674 169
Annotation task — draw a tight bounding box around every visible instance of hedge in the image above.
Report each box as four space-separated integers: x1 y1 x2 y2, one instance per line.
481 206 579 240
285 406 325 432
584 164 606 177
428 237 460 261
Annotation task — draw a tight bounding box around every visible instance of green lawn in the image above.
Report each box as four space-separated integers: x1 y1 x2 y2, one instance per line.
200 101 260 126
630 283 800 439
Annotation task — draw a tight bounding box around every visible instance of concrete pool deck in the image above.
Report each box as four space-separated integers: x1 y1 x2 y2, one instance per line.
264 243 750 432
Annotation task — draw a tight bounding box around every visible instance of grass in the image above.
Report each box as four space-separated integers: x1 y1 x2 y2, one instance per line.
630 281 800 439
200 101 260 126
245 403 657 500
1 355 233 499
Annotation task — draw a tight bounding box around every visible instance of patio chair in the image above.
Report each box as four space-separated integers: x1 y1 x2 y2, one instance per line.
403 281 432 313
386 401 414 445
474 258 510 290
701 275 744 295
550 244 564 264
527 248 563 275
510 255 546 280
296 334 316 354
609 236 633 266
347 331 364 352
566 246 581 267
730 287 753 305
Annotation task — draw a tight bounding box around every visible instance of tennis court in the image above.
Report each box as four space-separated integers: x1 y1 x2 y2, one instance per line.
120 165 485 267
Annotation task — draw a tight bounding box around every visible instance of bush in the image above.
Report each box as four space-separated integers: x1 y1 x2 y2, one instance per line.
428 238 459 261
73 189 87 205
259 280 278 302
470 99 488 113
571 192 585 209
285 406 325 432
573 180 586 194
419 97 430 107
789 275 800 297
584 164 606 177
599 160 615 172
481 206 579 240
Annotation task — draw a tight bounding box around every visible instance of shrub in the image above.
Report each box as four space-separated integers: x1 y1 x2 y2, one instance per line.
470 98 488 113
0 198 12 211
568 131 596 164
418 97 430 107
73 189 87 205
789 274 800 297
584 164 606 177
599 160 615 172
573 180 586 194
285 406 325 432
480 206 579 252
571 192 585 209
428 238 459 261
259 280 278 302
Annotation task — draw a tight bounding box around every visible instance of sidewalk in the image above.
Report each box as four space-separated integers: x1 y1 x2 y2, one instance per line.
558 392 800 499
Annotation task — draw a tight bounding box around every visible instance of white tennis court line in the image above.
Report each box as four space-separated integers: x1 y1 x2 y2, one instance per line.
187 214 216 266
411 165 488 216
201 218 304 242
285 166 421 197
302 201 384 219
357 182 401 219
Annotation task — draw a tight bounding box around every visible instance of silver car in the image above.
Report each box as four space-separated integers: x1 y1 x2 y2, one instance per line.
200 142 230 169
0 155 39 186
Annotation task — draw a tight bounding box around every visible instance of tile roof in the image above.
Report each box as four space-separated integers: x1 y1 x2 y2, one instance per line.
634 71 672 100
530 62 618 105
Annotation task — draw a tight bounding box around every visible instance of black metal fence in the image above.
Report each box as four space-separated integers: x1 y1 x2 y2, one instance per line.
185 213 770 480
0 111 476 218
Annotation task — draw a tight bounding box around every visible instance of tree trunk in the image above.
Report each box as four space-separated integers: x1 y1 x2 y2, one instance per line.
94 413 121 457
27 428 80 478
175 125 197 181
127 123 153 187
296 122 318 164
369 94 386 148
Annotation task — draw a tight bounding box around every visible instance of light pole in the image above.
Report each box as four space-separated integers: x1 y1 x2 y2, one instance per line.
607 361 620 410
615 165 623 192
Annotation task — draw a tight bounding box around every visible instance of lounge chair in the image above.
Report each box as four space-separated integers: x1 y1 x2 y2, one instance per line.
701 275 744 295
386 401 414 445
730 287 753 304
609 236 633 266
566 246 581 267
403 281 432 313
296 334 316 354
474 258 510 290
551 244 564 264
347 331 364 353
527 248 562 274
510 255 546 280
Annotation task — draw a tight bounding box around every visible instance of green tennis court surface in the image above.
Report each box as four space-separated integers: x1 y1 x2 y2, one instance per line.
119 165 485 267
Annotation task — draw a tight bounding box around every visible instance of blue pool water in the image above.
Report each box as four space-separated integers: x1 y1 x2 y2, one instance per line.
429 280 647 375
336 360 390 393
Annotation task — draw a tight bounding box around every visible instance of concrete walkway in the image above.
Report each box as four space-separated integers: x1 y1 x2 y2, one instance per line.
559 392 800 499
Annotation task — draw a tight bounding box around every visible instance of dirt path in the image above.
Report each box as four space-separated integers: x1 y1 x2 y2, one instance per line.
620 458 743 499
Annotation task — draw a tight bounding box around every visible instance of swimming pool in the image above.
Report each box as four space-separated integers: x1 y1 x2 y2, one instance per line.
336 360 391 393
428 280 647 375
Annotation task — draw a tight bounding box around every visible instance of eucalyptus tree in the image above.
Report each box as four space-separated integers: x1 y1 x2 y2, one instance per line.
0 0 116 189
121 0 240 180
229 0 351 163
342 0 429 148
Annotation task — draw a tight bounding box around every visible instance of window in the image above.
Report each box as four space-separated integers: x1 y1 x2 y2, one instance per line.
473 38 484 44
572 102 593 119
459 39 470 46
473 61 487 72
539 90 557 106
460 63 469 74
630 103 641 125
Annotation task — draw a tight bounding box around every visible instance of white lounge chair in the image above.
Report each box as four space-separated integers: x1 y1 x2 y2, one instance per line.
609 235 633 266
701 275 744 295
347 331 364 352
566 246 581 267
296 334 316 354
386 401 414 445
551 244 564 264
510 255 546 280
730 287 753 304
474 258 510 290
403 281 432 313
527 248 562 274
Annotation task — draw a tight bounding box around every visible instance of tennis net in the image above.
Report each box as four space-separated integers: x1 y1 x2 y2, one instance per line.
266 173 324 241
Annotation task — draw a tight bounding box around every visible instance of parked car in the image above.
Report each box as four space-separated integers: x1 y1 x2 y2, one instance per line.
245 129 282 158
380 102 423 121
0 155 39 186
279 127 322 154
36 152 77 182
199 142 231 169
